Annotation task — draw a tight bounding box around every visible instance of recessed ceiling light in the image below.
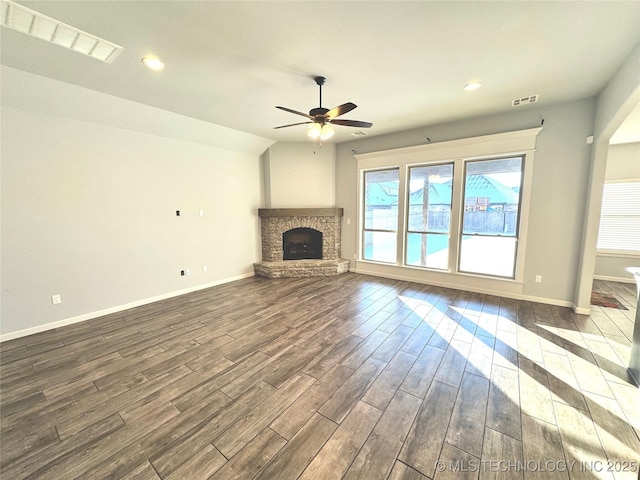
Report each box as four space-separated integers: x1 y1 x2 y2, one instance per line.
464 82 482 91
142 56 164 71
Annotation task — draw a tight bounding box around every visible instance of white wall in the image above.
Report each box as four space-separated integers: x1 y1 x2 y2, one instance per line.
605 142 640 180
336 98 596 306
594 141 640 282
263 142 336 208
595 255 640 283
1 68 274 339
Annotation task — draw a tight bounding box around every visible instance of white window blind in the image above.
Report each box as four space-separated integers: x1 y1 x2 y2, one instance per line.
597 181 640 253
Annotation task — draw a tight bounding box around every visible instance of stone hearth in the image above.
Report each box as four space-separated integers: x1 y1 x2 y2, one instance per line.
254 259 350 278
254 208 350 278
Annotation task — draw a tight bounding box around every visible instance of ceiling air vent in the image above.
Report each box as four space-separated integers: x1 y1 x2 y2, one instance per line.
350 131 368 137
1 0 123 63
512 95 539 107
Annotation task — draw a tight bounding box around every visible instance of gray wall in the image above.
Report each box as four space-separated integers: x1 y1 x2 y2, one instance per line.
1 68 273 339
595 255 640 282
336 98 596 305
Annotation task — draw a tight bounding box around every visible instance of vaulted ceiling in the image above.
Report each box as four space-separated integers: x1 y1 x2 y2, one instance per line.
2 1 639 143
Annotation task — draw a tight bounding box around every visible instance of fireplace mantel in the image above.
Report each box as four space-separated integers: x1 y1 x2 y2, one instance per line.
258 208 343 218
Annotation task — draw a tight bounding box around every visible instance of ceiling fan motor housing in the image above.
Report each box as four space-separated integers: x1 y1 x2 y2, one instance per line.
309 107 329 118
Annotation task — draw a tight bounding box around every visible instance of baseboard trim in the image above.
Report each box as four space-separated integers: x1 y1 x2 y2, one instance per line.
593 274 636 284
352 268 575 309
572 304 592 315
0 273 255 343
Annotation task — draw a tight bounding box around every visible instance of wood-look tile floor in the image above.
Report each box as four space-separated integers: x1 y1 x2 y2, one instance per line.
1 273 639 480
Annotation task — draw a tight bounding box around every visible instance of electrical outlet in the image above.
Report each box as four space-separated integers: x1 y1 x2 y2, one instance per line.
185 269 191 276
199 209 204 217
353 253 357 259
535 275 542 283
51 294 62 305
347 218 351 225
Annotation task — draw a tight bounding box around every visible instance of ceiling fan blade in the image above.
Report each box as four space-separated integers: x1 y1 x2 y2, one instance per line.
330 119 373 128
275 106 314 119
273 121 313 129
326 102 357 119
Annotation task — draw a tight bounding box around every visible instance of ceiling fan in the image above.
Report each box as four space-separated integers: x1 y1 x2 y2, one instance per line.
274 76 373 140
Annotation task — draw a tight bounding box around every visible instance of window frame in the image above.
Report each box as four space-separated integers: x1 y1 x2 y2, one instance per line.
457 155 526 279
404 162 455 270
361 167 401 264
355 127 541 283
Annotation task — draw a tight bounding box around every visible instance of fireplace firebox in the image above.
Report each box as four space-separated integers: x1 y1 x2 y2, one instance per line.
283 228 322 260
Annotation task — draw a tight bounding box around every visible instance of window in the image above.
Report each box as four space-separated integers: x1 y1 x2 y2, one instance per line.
459 157 524 278
363 169 399 263
361 157 526 278
406 163 453 270
356 127 540 283
597 181 640 253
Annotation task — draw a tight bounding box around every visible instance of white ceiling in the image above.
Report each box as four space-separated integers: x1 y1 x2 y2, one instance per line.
1 1 639 144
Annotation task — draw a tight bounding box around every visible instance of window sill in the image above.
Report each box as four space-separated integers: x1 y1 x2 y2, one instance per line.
596 250 640 259
355 259 525 284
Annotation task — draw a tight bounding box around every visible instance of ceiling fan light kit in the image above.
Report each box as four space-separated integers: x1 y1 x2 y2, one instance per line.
274 76 372 141
308 123 334 140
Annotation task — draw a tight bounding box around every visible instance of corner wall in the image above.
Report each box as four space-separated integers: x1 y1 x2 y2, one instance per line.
262 142 336 208
574 43 640 311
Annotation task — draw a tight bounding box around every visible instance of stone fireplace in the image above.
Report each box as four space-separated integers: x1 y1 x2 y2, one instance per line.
254 208 350 278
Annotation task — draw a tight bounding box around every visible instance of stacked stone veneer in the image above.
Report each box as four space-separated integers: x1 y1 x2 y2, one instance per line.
255 208 350 278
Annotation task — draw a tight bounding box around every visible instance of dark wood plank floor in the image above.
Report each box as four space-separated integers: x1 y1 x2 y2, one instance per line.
1 273 639 479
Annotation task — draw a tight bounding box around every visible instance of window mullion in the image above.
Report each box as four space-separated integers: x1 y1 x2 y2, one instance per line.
449 158 464 273
396 166 408 265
